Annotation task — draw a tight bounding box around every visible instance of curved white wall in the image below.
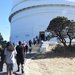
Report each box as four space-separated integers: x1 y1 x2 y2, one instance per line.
9 0 75 43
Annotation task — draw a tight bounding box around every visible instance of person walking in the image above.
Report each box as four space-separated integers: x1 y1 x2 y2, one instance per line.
24 44 28 55
0 45 5 72
4 42 17 75
16 41 24 74
28 40 32 54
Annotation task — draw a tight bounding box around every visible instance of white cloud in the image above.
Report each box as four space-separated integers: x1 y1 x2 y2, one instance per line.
66 0 75 2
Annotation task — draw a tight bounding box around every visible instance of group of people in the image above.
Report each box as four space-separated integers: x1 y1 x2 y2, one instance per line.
0 40 33 75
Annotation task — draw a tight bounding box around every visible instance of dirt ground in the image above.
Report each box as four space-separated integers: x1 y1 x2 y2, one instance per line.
24 58 75 75
24 44 75 75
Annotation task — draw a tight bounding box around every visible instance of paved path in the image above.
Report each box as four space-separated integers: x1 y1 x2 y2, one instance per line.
0 52 38 75
0 61 23 75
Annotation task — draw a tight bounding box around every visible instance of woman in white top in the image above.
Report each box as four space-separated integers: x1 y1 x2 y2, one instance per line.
4 42 17 75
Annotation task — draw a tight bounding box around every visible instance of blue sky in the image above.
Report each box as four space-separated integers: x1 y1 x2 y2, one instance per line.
0 0 12 41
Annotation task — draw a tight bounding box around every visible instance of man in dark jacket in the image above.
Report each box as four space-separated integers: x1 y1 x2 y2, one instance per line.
16 41 24 74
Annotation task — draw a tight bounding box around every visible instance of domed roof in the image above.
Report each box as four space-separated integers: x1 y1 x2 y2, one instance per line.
12 0 75 7
9 0 75 22
13 0 23 6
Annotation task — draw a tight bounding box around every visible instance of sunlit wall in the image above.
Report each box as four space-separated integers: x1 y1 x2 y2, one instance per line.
9 0 75 43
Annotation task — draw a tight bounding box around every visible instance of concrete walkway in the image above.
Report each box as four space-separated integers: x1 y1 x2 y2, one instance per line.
0 44 40 75
0 61 23 75
0 52 39 75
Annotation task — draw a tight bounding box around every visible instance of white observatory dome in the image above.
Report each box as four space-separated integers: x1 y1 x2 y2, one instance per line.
9 0 75 43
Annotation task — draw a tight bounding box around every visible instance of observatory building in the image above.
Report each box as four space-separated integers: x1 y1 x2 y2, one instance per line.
9 0 75 43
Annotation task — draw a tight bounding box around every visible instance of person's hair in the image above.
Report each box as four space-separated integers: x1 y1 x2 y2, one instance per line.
6 42 11 47
6 42 14 51
18 41 21 45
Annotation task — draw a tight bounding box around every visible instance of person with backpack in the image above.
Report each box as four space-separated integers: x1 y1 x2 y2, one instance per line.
4 42 17 75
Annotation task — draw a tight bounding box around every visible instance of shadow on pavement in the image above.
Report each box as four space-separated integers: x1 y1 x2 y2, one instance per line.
32 50 75 60
0 72 7 75
25 53 38 59
0 72 22 75
14 72 22 75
